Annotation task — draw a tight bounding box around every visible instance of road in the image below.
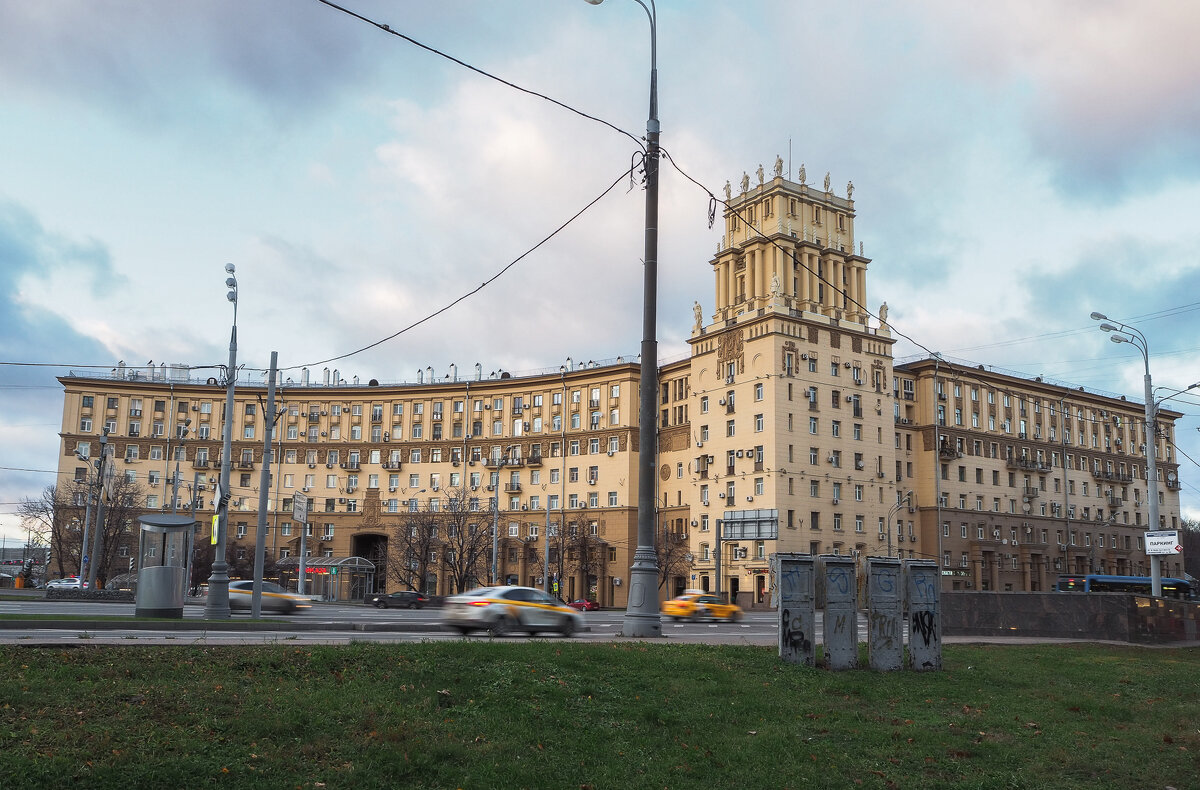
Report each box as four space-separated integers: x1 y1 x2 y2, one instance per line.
0 597 877 647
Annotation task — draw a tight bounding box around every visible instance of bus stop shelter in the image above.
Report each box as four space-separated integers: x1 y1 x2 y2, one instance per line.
275 556 375 602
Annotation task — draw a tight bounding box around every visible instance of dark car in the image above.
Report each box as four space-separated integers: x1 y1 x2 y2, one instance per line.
365 590 429 609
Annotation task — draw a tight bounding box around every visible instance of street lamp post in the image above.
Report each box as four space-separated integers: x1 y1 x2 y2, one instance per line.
205 264 238 618
1092 311 1162 596
74 446 97 580
86 429 110 589
887 491 913 558
585 0 662 639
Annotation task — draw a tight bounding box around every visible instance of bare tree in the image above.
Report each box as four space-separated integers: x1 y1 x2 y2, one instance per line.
655 520 693 591
1180 518 1200 581
440 488 492 594
390 504 440 593
18 477 146 585
567 523 608 602
18 485 77 579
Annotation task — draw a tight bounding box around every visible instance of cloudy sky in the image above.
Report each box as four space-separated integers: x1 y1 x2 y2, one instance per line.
2 0 1199 543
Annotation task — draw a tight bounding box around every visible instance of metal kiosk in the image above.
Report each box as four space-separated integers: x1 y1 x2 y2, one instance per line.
134 514 194 618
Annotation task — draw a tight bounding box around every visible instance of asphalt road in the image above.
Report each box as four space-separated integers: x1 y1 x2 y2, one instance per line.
0 595 866 646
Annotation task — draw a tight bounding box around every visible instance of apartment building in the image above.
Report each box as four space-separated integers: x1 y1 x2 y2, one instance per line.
54 161 1186 603
894 359 1184 592
58 362 645 604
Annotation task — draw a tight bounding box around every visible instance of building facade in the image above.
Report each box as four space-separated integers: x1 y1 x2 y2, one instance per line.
53 161 1185 603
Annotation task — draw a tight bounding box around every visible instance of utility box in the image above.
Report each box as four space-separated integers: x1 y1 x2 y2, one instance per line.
867 557 904 671
905 559 942 671
819 555 858 670
134 514 194 618
774 553 817 666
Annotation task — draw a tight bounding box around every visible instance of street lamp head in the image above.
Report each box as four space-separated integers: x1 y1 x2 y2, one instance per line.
1098 323 1118 333
225 277 237 288
1109 335 1125 345
1089 311 1108 321
226 291 237 303
583 0 603 4
224 263 236 274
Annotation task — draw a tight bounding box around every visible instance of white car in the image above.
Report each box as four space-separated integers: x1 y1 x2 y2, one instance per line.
46 577 86 589
442 586 586 637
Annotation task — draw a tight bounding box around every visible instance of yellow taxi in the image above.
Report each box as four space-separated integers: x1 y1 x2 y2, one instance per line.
661 592 742 622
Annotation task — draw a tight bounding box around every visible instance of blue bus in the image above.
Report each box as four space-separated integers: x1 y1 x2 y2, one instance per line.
1055 574 1195 600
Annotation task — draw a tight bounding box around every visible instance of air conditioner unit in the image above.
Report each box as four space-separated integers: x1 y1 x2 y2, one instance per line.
718 398 726 406
696 441 703 448
846 395 854 403
726 375 735 385
470 485 478 491
431 484 439 491
607 450 615 456
878 472 885 478
993 530 1001 539
383 432 389 442
937 393 946 401
800 353 808 360
827 456 836 463
718 493 726 498
301 487 309 492
308 464 316 469
339 463 347 469
832 498 839 505
321 410 328 416
326 462 334 468
486 485 494 491
897 535 904 542
844 362 851 369
736 450 744 458
1012 539 1019 546
338 498 346 504
746 496 754 502
388 486 396 492
521 504 528 511
855 462 865 470
452 461 459 467
191 405 199 411
907 506 915 513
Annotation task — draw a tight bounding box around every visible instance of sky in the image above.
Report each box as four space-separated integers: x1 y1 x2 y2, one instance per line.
2 0 1199 544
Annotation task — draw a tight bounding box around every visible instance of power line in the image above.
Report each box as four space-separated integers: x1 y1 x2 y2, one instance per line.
312 0 642 149
286 163 638 371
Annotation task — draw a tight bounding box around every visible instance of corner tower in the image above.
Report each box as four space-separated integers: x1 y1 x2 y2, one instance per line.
681 159 899 602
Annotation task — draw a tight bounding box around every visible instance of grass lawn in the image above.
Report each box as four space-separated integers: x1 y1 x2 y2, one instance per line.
2 641 1198 789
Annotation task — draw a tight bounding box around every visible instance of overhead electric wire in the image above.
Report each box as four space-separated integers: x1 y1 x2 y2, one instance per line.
312 0 643 150
286 163 638 371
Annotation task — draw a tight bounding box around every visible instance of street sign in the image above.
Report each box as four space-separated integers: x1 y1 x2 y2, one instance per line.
292 492 308 524
1145 530 1181 555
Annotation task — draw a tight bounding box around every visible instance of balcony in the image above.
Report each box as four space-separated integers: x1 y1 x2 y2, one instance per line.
526 453 543 467
1091 469 1133 484
192 459 210 469
237 460 255 470
1022 486 1039 500
1006 457 1051 473
505 483 523 493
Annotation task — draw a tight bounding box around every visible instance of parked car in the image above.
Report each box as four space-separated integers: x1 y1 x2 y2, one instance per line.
661 593 742 622
568 598 599 611
46 577 86 590
442 586 586 637
228 580 311 614
365 590 429 609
